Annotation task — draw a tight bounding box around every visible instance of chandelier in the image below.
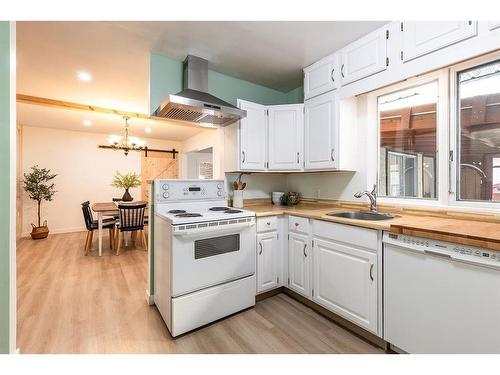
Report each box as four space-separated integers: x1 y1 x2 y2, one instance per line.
108 116 146 156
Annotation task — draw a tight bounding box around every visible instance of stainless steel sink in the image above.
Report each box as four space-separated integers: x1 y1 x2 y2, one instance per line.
326 211 396 221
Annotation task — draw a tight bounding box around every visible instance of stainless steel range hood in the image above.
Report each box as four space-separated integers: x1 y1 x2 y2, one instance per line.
153 55 246 127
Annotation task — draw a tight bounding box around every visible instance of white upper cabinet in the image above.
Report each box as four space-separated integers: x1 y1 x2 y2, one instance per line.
256 232 279 294
303 54 337 100
304 90 337 170
401 21 478 62
312 237 378 333
238 100 267 170
288 232 311 298
339 27 388 86
268 104 304 170
489 21 500 31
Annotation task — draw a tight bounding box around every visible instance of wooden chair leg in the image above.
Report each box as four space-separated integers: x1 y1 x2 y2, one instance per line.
84 231 90 256
88 230 94 250
131 231 136 246
108 228 114 250
115 231 122 256
141 230 148 251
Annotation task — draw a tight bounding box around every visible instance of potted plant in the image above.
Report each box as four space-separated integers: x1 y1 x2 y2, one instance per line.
23 165 57 240
111 171 141 201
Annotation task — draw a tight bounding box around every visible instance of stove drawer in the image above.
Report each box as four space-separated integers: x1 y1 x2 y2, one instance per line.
257 216 278 232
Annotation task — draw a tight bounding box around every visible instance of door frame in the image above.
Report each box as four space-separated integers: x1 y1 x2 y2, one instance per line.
8 21 17 353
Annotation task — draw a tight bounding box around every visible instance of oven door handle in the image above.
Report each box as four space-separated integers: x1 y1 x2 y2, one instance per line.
173 221 255 237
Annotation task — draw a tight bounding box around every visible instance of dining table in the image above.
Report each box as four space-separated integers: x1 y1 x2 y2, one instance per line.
91 201 149 256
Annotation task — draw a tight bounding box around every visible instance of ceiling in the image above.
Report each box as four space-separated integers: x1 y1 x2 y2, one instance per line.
16 21 387 139
17 103 208 142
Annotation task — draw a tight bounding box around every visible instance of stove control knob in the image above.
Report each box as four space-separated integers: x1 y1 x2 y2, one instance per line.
163 184 169 190
217 183 223 189
163 192 169 199
217 191 222 196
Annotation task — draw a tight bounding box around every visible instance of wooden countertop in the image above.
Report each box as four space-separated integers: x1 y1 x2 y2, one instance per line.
244 201 500 251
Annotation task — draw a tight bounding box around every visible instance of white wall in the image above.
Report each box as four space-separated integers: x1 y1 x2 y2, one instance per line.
186 152 213 179
226 173 287 200
21 126 182 235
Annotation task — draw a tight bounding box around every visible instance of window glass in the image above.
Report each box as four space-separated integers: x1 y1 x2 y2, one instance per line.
378 81 438 199
457 60 500 202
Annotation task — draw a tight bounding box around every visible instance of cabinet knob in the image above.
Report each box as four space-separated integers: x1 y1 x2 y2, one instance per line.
295 222 299 226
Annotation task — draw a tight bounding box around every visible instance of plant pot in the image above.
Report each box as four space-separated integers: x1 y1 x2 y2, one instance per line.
31 221 49 240
122 188 133 202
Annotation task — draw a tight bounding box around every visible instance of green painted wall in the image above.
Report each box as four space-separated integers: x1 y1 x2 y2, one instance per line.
0 21 10 354
150 54 302 113
285 85 304 103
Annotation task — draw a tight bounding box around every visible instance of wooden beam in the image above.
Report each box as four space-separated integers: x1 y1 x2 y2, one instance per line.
17 94 152 120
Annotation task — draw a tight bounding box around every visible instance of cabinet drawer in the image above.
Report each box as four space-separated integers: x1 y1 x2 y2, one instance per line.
257 216 278 232
288 215 310 234
312 220 377 251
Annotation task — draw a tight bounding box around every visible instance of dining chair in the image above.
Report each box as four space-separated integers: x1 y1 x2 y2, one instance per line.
115 202 148 255
81 201 117 255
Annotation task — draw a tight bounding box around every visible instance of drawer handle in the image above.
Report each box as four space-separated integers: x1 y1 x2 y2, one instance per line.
341 63 345 78
369 264 374 281
303 243 307 257
330 68 335 82
259 242 263 255
266 222 271 226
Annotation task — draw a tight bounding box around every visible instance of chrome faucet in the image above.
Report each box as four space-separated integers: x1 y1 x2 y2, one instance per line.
354 184 378 213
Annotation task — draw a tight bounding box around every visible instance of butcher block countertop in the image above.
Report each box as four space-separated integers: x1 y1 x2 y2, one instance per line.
243 199 500 251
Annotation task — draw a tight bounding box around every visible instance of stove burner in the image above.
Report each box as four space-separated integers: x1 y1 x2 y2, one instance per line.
209 207 230 211
224 209 242 214
175 213 202 218
168 210 186 214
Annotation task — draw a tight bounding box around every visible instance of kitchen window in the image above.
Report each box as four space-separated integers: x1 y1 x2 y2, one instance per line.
455 59 500 203
377 81 439 200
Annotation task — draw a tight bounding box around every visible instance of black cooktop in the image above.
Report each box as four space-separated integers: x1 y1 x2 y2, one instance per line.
209 207 230 211
175 213 203 218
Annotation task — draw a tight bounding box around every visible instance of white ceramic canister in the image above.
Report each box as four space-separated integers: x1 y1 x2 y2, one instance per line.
233 190 244 208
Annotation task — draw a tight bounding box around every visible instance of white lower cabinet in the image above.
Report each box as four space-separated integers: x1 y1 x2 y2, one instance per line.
288 231 311 297
256 232 279 293
312 238 378 334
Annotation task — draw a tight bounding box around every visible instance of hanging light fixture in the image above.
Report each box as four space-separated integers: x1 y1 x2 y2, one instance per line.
107 116 146 156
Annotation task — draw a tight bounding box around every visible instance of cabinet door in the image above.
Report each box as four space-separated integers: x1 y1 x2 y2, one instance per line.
304 91 337 170
312 238 378 333
256 232 279 293
303 54 337 100
288 232 311 297
402 21 477 62
238 100 267 170
339 28 388 86
489 21 500 31
268 104 304 170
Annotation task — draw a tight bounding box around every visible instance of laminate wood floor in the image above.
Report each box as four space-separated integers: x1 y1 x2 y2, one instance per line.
17 232 383 354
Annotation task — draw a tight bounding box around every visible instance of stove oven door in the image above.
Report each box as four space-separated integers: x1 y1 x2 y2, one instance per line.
171 223 256 297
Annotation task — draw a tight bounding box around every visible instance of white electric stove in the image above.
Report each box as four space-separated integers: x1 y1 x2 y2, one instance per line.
153 179 256 337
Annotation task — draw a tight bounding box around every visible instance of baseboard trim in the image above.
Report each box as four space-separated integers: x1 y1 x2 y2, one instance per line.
146 290 155 305
22 226 88 238
255 286 284 302
283 288 388 351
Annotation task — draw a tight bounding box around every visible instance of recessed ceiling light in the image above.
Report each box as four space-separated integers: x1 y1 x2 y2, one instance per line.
145 127 152 133
83 120 92 126
77 71 92 81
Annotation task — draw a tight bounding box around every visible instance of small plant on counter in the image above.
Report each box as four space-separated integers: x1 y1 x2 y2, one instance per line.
23 165 57 239
111 171 142 201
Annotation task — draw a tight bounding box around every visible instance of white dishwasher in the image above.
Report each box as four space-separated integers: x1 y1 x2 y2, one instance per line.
383 232 500 353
